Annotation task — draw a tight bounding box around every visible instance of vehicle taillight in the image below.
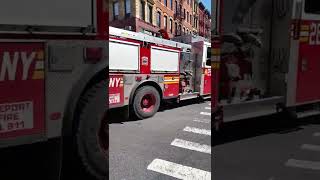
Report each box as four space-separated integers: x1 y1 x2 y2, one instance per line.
136 76 142 82
84 47 103 63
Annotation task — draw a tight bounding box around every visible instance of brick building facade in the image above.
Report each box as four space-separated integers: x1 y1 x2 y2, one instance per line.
198 2 211 39
109 0 210 38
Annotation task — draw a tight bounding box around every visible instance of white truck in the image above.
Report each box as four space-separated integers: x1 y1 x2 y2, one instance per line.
0 0 108 179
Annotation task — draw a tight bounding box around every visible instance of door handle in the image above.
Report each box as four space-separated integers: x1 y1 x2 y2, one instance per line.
301 58 308 72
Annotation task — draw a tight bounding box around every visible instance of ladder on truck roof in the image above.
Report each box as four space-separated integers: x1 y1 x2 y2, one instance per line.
109 26 191 51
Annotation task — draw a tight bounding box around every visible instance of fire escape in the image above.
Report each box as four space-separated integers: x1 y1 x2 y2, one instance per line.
174 0 185 36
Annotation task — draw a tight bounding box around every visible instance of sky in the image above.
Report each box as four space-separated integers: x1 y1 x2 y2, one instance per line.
199 0 211 13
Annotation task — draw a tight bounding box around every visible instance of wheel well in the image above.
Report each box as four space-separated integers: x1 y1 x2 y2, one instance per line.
130 81 163 105
71 68 108 135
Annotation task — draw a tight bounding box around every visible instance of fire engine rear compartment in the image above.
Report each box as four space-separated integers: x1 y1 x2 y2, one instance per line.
219 0 293 122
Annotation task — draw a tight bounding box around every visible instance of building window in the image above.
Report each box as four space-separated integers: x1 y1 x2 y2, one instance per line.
113 1 119 20
187 12 189 22
175 1 178 13
164 0 167 6
157 11 161 27
170 0 173 9
148 5 153 23
164 15 168 29
140 0 145 20
125 0 131 17
179 24 182 35
183 9 186 19
183 27 185 35
175 22 178 35
190 14 192 24
170 19 173 33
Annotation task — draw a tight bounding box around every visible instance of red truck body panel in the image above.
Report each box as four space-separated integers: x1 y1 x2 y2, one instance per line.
0 43 45 139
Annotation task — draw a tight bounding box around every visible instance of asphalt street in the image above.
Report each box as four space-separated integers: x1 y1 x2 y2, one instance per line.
108 99 212 180
214 115 320 180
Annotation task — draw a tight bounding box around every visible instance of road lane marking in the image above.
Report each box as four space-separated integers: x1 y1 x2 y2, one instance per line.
171 138 211 154
183 126 211 136
205 107 211 110
193 119 211 123
147 159 211 180
314 132 320 137
285 159 320 170
301 144 320 152
200 112 211 116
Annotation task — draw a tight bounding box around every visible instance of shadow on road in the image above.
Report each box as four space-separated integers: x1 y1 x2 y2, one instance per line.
213 114 320 146
107 98 210 124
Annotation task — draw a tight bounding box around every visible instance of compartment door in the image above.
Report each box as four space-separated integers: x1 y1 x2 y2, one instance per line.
296 0 320 103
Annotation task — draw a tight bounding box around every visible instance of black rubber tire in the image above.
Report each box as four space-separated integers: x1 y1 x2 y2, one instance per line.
75 80 108 180
132 86 161 119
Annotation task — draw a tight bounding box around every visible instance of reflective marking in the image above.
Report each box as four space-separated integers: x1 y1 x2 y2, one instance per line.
183 126 211 136
200 112 211 116
171 138 211 154
285 159 320 170
205 107 211 110
193 119 211 124
35 61 44 70
147 159 211 180
301 144 320 152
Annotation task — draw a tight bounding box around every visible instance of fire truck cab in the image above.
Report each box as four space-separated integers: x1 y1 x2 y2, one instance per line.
109 27 211 119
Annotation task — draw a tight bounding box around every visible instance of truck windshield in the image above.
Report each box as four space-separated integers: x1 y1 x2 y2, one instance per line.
305 0 320 14
206 47 211 66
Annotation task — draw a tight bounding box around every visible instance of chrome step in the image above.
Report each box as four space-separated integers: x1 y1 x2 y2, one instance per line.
179 92 199 101
297 110 320 119
221 96 284 123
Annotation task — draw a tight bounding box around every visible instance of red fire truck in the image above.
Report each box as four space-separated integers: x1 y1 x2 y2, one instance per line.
109 27 211 119
212 0 320 130
0 0 108 179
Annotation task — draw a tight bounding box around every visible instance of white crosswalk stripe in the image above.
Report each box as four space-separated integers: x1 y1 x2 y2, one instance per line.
147 104 212 179
183 126 211 136
200 112 211 116
171 138 211 154
147 159 211 180
301 144 320 152
193 119 211 123
285 159 320 170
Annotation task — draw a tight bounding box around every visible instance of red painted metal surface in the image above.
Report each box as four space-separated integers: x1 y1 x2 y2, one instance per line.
296 20 320 103
140 47 151 74
0 43 45 139
109 75 124 108
163 75 180 98
141 94 156 113
203 67 211 95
